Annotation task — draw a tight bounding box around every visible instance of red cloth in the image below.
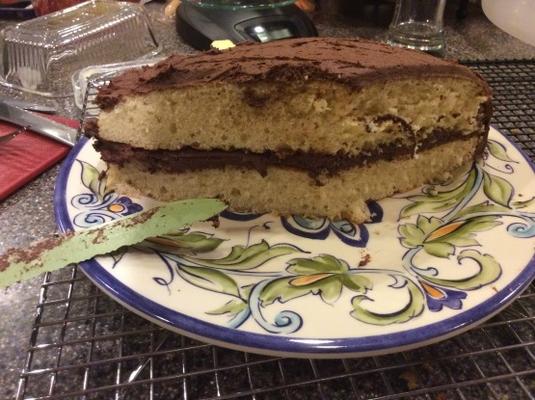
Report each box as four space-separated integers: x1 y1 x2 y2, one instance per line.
0 115 78 200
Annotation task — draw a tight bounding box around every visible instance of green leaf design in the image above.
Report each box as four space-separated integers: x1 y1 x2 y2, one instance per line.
186 240 300 270
512 196 535 210
400 169 477 218
207 299 248 317
426 216 501 246
483 171 513 208
422 249 501 290
416 215 502 258
178 265 240 297
402 212 503 258
453 216 502 236
240 284 254 300
423 242 455 258
350 277 425 325
487 140 517 163
78 160 105 197
437 236 480 247
400 200 456 220
260 274 345 306
455 202 510 219
399 223 425 248
145 232 224 254
416 216 443 235
342 274 373 292
258 254 371 306
260 277 319 306
315 276 344 303
286 254 349 275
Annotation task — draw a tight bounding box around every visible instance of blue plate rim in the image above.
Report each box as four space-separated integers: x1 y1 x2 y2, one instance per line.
54 130 535 355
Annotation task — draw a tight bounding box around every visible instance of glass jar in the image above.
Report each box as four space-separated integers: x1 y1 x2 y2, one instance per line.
387 0 446 55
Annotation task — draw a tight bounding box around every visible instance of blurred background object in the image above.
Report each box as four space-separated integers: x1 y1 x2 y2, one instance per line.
387 0 446 55
482 0 535 47
310 0 472 27
295 0 315 12
0 0 34 19
313 0 395 26
0 0 30 5
31 0 140 16
31 0 84 15
164 0 180 18
175 0 317 50
0 0 160 96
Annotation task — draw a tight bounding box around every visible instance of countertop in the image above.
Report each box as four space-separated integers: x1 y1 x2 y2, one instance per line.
1 2 535 399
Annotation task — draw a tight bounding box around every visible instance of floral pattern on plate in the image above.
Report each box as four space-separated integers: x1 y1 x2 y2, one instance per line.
55 128 535 356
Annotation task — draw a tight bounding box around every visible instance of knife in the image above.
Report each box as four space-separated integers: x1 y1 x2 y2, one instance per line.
0 101 77 146
0 198 227 288
0 98 56 114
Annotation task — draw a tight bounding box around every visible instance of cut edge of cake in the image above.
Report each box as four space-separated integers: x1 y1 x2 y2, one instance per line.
87 37 492 223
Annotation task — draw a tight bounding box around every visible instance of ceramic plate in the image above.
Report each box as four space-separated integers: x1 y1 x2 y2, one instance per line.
54 127 535 358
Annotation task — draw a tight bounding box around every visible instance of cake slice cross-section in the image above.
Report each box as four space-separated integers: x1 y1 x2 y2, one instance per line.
88 37 491 223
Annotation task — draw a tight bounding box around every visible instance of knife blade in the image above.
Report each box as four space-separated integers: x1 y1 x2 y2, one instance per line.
0 198 227 288
0 101 77 146
0 98 56 114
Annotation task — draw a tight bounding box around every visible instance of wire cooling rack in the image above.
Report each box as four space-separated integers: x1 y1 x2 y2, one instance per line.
16 60 535 400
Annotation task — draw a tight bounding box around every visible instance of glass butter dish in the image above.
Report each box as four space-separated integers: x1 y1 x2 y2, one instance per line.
72 57 163 109
0 0 161 97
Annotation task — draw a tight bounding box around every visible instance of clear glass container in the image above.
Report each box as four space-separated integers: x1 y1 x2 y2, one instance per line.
387 0 446 55
183 0 295 10
0 0 161 97
71 57 163 110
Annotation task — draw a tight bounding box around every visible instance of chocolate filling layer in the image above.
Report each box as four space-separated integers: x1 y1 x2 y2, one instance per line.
95 130 482 181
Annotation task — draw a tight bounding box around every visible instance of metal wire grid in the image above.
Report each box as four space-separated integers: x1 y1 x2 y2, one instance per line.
15 59 535 400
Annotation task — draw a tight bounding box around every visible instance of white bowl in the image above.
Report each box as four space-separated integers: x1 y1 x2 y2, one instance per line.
482 0 535 47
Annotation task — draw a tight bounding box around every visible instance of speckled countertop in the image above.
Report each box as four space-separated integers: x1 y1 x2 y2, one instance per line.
1 2 534 399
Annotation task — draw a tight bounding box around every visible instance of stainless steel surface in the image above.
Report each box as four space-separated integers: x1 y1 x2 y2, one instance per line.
0 98 56 113
0 102 77 146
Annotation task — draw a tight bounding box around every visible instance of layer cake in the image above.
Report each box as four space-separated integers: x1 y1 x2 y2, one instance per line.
88 37 492 222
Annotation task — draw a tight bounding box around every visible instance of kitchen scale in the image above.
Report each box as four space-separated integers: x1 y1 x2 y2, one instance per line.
176 0 318 50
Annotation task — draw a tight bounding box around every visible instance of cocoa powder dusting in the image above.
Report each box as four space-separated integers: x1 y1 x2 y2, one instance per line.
208 215 220 228
83 119 99 137
122 207 160 228
95 37 490 111
0 231 74 271
0 254 9 272
92 228 106 244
